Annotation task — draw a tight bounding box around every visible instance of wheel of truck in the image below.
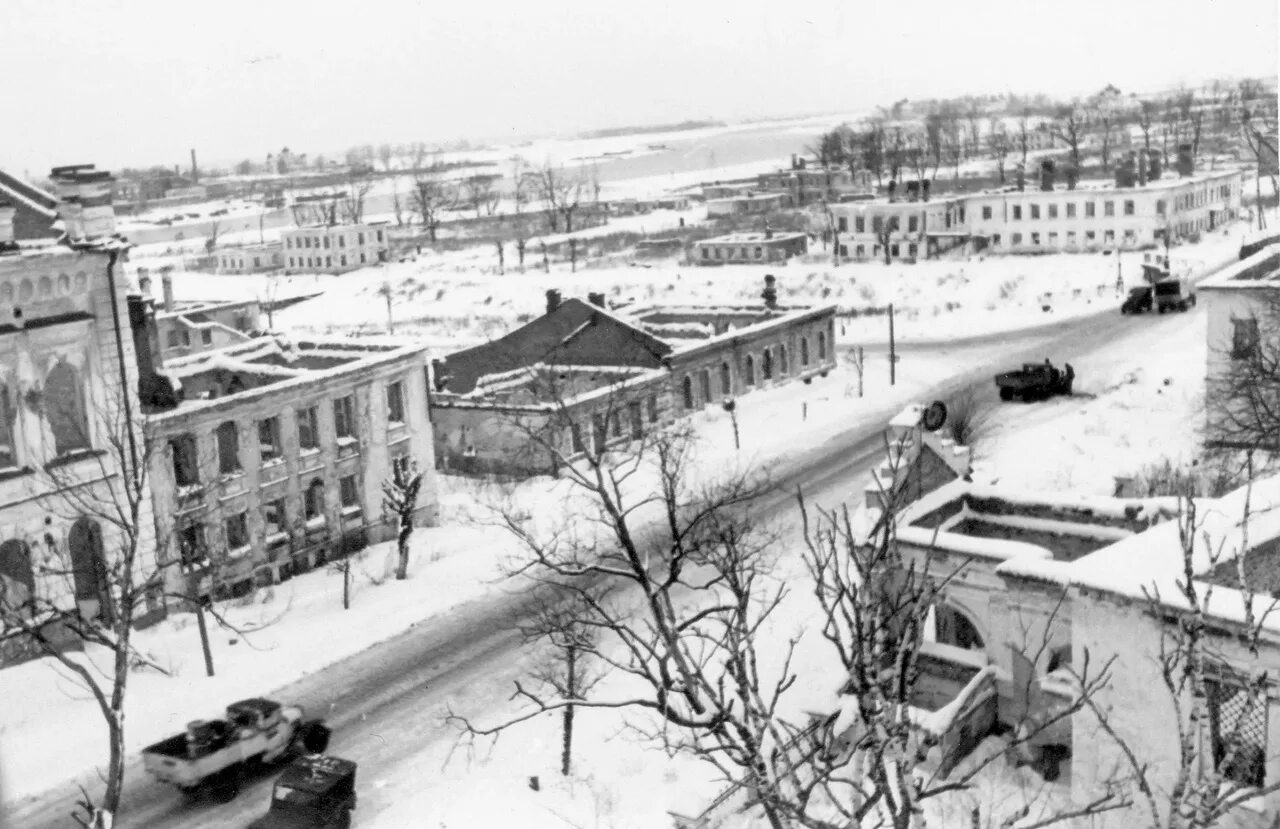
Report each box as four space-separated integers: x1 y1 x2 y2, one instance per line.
210 767 241 804
999 387 1014 402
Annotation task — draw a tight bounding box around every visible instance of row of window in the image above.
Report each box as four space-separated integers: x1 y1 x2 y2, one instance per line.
285 230 384 250
288 253 368 269
170 382 405 486
681 331 827 409
178 474 363 567
567 395 661 455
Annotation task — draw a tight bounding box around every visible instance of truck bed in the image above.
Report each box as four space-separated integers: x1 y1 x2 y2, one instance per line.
144 733 196 760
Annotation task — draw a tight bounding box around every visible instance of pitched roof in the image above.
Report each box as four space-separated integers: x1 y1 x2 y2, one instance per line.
442 298 671 394
0 169 58 218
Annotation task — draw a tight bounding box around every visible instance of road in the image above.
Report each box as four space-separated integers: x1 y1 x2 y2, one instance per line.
5 297 1203 829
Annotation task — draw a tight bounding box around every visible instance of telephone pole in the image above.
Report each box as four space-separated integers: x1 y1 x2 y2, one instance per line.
888 303 897 386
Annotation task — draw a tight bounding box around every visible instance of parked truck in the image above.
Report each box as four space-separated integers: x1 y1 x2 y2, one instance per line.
995 360 1075 402
1120 279 1196 314
142 698 329 799
249 754 358 829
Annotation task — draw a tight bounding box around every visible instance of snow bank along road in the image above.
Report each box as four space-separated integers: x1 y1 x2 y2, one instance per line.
6 295 1206 829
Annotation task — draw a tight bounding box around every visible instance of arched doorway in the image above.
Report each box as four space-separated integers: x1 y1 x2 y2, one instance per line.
0 540 34 611
69 518 113 622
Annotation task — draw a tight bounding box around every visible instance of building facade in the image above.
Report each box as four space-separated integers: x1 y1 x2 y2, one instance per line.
432 286 837 477
0 178 160 665
831 169 1244 262
282 222 390 274
143 335 437 601
693 232 809 265
217 242 284 274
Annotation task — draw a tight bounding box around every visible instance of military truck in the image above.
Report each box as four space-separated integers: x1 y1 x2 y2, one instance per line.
1121 279 1196 314
249 754 358 829
141 698 329 800
995 360 1075 402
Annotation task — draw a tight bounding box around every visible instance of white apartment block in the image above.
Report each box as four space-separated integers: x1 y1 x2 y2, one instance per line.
281 222 390 274
831 170 1244 262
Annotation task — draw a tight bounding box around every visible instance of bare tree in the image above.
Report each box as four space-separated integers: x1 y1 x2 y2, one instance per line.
536 164 585 233
382 457 424 580
0 390 165 828
986 119 1011 185
1236 79 1279 231
517 587 608 776
377 143 394 172
1206 292 1280 451
1017 108 1032 169
1049 103 1084 172
340 169 375 225
204 219 221 255
1090 85 1123 172
463 173 502 218
1137 100 1159 156
411 172 456 243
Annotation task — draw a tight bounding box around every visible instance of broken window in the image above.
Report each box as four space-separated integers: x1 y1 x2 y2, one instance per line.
334 395 356 439
304 479 326 520
297 406 319 450
215 421 240 474
646 395 659 424
264 499 287 536
745 355 756 386
224 513 249 552
178 523 206 568
934 605 984 650
0 385 16 469
45 361 91 457
1205 675 1268 788
170 434 200 487
340 475 359 508
1232 318 1260 360
682 375 694 409
386 381 405 424
258 417 281 461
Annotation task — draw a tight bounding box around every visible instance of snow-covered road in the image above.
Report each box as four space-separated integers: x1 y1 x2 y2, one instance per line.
5 295 1208 828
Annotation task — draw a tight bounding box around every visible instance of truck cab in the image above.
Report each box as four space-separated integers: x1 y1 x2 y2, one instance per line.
251 755 357 829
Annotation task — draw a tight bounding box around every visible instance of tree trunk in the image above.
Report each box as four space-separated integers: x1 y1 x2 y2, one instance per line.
195 600 215 677
342 559 351 610
395 515 411 580
561 643 576 776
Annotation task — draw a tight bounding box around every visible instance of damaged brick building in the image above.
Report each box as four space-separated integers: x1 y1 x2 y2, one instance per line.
432 278 837 476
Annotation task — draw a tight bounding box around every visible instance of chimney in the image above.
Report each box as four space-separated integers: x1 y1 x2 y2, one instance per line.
1064 163 1079 190
137 266 152 298
161 270 175 312
761 274 778 310
1015 164 1026 192
545 288 562 315
791 153 799 170
50 164 116 241
887 180 898 203
1039 159 1055 191
587 291 606 308
1149 153 1162 182
1176 143 1194 178
0 200 15 247
905 180 920 202
921 179 931 202
190 149 199 183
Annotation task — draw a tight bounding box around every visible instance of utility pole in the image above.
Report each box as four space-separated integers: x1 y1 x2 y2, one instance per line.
888 303 896 386
722 399 740 450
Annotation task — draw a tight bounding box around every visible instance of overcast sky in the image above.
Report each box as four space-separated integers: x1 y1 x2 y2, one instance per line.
1 0 1275 176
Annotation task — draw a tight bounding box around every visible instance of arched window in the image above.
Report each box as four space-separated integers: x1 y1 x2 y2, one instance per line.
745 355 756 387
720 362 732 396
817 331 827 361
69 518 112 622
304 479 326 520
45 361 90 457
778 345 788 376
800 337 810 367
934 605 984 651
682 375 694 410
762 348 774 381
699 370 711 406
0 540 34 611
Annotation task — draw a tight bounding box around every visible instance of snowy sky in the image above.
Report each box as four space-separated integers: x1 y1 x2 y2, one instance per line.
0 0 1275 175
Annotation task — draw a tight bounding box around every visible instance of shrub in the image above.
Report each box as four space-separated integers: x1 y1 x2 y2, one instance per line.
945 385 994 449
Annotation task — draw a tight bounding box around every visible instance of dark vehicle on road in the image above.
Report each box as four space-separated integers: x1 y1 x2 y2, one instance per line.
995 360 1074 402
249 755 358 829
1121 279 1196 314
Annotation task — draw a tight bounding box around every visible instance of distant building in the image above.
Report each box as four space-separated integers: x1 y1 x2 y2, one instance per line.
705 192 790 218
281 223 390 274
432 284 837 477
693 231 808 265
831 168 1244 261
756 156 876 206
217 242 284 274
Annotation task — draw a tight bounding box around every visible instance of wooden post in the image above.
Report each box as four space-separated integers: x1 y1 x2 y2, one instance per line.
858 346 865 397
194 598 215 677
889 303 896 386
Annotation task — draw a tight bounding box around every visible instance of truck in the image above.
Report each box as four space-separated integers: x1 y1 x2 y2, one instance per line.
249 754 358 829
141 698 329 799
995 360 1075 402
1120 279 1196 314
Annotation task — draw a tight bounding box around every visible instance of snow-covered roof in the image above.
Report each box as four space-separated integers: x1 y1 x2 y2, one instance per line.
1198 244 1280 291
